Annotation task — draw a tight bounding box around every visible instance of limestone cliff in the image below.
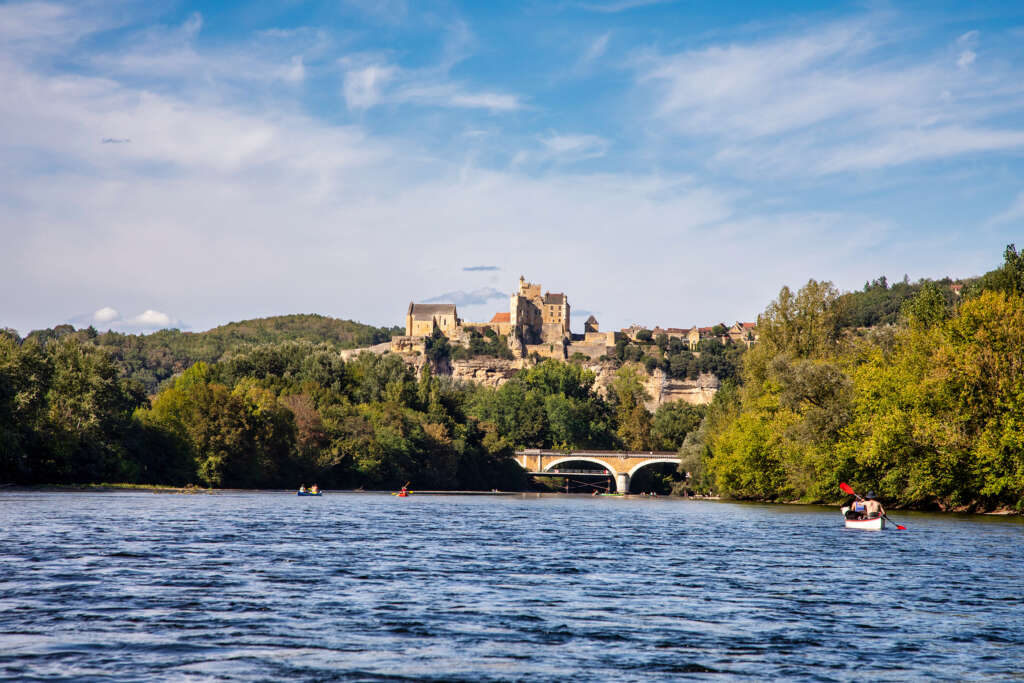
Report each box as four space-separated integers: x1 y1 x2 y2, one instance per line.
339 346 718 407
583 363 719 410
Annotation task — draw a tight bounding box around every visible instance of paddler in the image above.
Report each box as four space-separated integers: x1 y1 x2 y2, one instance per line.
310 484 319 494
863 492 885 519
299 484 307 493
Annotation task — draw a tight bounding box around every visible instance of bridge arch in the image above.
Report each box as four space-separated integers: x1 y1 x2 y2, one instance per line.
542 457 618 476
627 458 683 479
540 457 619 492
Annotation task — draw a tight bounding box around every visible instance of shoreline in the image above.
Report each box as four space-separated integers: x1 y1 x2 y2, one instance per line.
1 483 1019 515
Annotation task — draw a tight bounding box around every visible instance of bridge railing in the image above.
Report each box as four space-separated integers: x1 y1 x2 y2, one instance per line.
515 449 680 458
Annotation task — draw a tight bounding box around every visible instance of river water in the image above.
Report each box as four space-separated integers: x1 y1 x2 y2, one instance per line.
0 492 1022 681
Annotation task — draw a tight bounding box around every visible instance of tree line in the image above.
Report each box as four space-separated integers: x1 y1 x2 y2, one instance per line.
688 246 1024 512
10 314 402 395
0 332 702 490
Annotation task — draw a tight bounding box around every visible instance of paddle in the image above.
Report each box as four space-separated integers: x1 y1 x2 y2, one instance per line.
839 482 906 530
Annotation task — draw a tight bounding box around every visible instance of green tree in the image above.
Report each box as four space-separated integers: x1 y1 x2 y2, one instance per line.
652 401 705 451
612 365 652 449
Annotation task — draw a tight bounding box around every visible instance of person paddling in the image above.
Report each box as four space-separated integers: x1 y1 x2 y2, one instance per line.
863 492 885 519
846 496 867 519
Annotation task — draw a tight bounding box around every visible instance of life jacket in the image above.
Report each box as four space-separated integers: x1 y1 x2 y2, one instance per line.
853 501 865 512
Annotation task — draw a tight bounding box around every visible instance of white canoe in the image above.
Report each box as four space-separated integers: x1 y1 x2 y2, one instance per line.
841 507 885 530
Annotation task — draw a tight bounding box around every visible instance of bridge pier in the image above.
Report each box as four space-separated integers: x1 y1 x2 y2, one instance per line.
616 472 630 494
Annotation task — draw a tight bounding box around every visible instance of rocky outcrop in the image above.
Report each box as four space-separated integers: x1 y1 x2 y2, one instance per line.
339 342 391 361
585 362 718 409
337 346 718 407
651 370 720 408
448 358 524 388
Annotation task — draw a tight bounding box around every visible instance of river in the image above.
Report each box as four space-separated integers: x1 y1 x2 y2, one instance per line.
1 491 1022 681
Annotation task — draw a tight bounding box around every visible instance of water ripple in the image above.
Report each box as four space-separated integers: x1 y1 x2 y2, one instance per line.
1 492 1022 681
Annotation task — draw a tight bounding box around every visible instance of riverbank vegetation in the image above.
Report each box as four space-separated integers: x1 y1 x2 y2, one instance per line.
0 333 695 491
691 246 1024 512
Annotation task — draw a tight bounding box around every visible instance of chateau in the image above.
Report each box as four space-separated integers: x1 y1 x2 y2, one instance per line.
391 276 757 361
393 276 614 360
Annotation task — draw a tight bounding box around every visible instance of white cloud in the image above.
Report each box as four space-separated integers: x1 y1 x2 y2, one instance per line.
339 21 523 114
343 64 396 109
581 33 610 64
636 17 1024 175
394 83 523 111
129 310 173 328
957 30 979 45
575 0 676 13
341 67 525 112
817 126 1024 174
540 133 608 161
93 306 120 323
80 307 179 333
957 49 976 70
280 55 305 83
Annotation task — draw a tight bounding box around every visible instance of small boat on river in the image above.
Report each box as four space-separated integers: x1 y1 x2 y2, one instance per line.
297 491 322 497
841 506 885 530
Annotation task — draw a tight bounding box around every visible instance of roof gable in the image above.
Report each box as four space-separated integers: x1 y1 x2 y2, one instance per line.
410 303 457 319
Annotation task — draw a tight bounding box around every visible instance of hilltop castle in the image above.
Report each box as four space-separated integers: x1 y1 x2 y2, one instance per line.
394 276 615 360
391 275 757 361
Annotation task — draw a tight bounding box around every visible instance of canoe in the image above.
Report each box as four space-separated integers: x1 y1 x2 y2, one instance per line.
297 491 322 496
841 506 884 530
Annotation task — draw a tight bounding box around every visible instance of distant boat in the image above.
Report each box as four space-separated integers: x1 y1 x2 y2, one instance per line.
297 491 322 497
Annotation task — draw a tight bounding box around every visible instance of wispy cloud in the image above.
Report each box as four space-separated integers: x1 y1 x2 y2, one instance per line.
339 19 523 113
343 64 396 110
580 33 610 64
424 287 508 306
393 82 523 111
988 191 1024 226
575 0 676 13
463 266 500 272
341 61 525 112
636 17 1024 176
540 133 608 161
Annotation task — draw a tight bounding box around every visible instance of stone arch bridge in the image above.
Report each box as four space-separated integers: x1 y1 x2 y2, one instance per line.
514 449 682 494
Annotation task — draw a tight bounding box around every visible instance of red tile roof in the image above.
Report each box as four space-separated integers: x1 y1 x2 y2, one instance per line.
489 312 511 323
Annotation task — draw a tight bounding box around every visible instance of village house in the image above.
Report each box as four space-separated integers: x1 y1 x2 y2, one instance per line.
727 321 759 347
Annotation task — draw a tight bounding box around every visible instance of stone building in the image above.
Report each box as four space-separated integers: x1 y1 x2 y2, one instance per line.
727 321 758 347
405 303 459 337
567 315 615 359
395 276 581 359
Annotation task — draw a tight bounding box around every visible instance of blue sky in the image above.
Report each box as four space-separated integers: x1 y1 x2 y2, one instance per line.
2 0 1024 334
